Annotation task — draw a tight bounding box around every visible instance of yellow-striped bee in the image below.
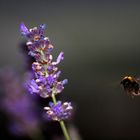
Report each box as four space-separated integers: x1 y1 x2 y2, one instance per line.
120 76 140 97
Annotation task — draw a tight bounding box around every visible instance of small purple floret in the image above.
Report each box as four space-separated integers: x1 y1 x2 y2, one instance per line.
47 75 55 86
20 22 30 36
44 101 73 121
26 79 40 94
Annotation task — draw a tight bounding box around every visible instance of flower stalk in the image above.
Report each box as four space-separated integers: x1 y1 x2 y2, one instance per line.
60 120 71 140
20 22 73 140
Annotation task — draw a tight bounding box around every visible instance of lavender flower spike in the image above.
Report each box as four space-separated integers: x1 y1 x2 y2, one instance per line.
20 23 73 140
20 23 68 98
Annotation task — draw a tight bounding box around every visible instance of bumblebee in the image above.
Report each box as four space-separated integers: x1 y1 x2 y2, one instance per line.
120 76 140 96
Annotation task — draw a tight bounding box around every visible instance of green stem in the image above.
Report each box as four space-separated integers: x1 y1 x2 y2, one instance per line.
52 93 57 104
59 120 71 140
51 93 71 140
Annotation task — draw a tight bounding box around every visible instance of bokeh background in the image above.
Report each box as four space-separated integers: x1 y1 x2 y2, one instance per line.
1 0 140 139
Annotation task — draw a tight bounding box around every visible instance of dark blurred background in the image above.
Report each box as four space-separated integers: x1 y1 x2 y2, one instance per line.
1 0 140 139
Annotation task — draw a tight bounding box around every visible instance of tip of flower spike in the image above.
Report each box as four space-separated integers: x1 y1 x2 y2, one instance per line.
39 24 46 30
62 79 68 85
20 22 29 36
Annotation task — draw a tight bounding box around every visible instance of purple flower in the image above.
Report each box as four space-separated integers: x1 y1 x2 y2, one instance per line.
36 75 46 84
0 68 41 137
20 23 52 62
62 79 68 85
52 52 64 65
46 43 54 54
20 22 30 36
54 80 68 93
26 79 40 94
39 24 46 30
20 23 73 123
44 101 73 121
47 75 55 86
20 22 46 41
20 23 68 98
46 85 52 93
32 62 43 72
27 38 50 51
24 50 67 98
